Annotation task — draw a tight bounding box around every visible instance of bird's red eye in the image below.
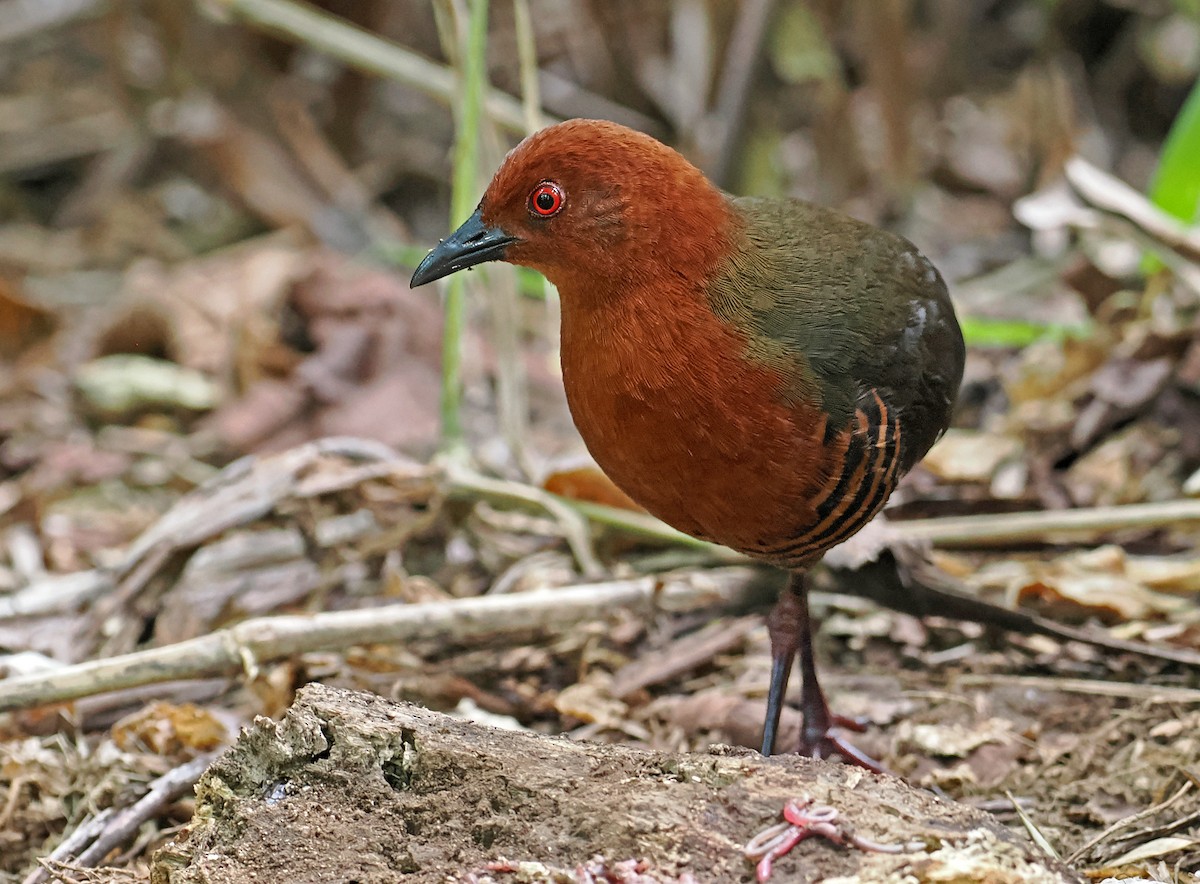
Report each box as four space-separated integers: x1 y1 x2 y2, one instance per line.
529 182 564 217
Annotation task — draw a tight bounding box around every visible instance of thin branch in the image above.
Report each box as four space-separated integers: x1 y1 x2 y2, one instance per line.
1064 780 1193 864
701 0 777 186
22 810 114 884
77 755 213 865
1066 156 1200 264
0 568 759 712
447 461 604 577
0 569 113 619
893 498 1200 547
569 496 1200 552
955 674 1200 704
208 0 548 134
25 755 213 884
1005 790 1061 861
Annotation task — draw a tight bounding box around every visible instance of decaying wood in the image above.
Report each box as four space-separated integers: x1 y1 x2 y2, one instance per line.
149 684 1082 883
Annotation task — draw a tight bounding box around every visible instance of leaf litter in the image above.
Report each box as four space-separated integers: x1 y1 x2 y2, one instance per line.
0 2 1199 882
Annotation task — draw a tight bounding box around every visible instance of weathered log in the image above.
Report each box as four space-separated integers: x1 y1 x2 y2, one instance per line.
152 684 1081 883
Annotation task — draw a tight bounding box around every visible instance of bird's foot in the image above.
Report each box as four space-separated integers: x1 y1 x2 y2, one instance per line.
799 723 886 774
744 796 922 882
826 712 868 732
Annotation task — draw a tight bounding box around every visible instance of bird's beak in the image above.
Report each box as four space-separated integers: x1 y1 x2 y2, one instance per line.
410 207 520 287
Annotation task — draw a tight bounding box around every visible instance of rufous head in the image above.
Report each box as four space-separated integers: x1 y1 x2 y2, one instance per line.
410 119 729 291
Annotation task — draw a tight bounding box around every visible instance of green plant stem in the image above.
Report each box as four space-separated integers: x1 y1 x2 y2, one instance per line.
512 0 542 136
440 0 489 450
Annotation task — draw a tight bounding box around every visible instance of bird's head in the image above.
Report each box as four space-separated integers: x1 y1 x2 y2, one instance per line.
410 119 731 293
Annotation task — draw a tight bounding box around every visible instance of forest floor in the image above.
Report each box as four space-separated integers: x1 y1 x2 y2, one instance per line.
2 2 1200 882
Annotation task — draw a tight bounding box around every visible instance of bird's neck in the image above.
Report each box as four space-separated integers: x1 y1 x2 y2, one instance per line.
554 194 778 410
547 169 736 297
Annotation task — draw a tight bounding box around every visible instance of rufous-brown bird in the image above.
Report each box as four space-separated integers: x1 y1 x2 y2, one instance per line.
411 119 965 769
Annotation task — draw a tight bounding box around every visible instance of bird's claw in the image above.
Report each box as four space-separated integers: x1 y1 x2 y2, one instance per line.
799 727 887 773
744 797 921 882
827 712 869 733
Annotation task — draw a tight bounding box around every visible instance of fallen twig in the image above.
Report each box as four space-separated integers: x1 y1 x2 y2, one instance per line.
572 497 1200 552
881 498 1200 548
1065 156 1200 265
0 570 113 619
611 616 761 699
21 810 114 884
955 674 1200 704
25 754 213 884
77 754 212 865
897 496 1200 544
0 568 758 712
92 436 436 634
1064 780 1193 865
447 461 604 577
832 552 1200 669
1006 790 1062 861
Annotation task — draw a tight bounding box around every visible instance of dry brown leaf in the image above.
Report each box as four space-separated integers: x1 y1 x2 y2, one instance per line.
1106 836 1200 867
661 689 792 751
115 235 309 378
1064 424 1183 506
554 677 627 727
922 429 1024 483
177 97 355 243
1088 357 1174 410
895 718 1013 758
1006 335 1109 405
209 252 443 455
968 546 1193 623
0 275 56 359
1123 553 1200 595
543 463 643 511
111 701 227 755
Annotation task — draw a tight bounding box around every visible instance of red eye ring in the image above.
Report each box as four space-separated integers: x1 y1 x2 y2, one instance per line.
529 182 564 217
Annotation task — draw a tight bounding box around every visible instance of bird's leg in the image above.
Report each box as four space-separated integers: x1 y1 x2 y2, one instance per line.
761 574 803 756
764 572 887 773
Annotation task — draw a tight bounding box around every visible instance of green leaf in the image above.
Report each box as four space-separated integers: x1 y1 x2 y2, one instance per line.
959 316 1088 349
1149 76 1200 224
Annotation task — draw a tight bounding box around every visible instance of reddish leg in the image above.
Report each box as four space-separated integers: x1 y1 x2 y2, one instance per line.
761 573 885 773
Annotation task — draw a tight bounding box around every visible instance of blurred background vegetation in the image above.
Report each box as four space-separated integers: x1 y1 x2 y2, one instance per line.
2 4 1197 365
2 4 1200 879
0 0 1198 561
1 0 1197 500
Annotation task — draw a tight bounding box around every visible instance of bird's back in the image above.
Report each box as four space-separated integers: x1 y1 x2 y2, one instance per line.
713 196 964 474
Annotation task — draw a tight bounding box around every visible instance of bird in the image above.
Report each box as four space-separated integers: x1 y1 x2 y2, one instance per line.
411 119 965 770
